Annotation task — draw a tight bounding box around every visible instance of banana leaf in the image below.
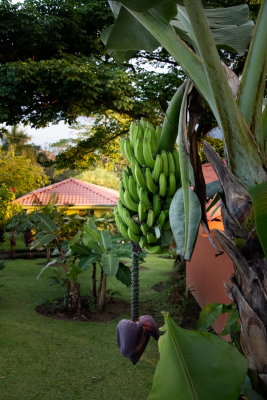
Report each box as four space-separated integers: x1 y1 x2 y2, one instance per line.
101 253 119 276
116 262 131 287
147 313 248 400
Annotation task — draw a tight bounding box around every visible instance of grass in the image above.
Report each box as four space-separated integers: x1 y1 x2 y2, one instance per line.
0 254 177 400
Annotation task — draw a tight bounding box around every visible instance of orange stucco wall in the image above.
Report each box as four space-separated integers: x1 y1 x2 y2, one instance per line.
186 222 234 333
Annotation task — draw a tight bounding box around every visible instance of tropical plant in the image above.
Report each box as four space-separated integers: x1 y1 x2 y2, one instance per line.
0 184 21 242
69 218 132 311
104 0 267 397
0 150 49 196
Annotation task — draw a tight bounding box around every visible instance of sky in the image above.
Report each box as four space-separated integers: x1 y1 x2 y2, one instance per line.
25 122 78 148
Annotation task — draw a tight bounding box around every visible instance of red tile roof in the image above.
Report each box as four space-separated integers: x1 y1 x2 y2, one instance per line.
14 178 119 207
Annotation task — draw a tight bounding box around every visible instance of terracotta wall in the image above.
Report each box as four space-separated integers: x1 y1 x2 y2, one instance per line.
186 222 234 333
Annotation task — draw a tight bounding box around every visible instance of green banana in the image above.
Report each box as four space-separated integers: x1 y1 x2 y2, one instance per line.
167 151 176 174
152 154 163 183
124 189 139 212
126 216 141 235
128 175 139 202
172 149 181 183
155 126 161 146
143 140 155 169
122 169 129 190
152 194 161 219
119 185 127 208
145 168 158 194
127 227 142 242
144 244 166 254
168 172 177 197
129 122 139 145
159 173 167 197
123 138 135 162
140 223 149 236
134 138 146 166
131 157 146 189
144 126 157 153
114 209 130 240
138 187 152 209
147 232 158 244
161 150 169 175
139 236 148 249
138 201 147 222
147 209 155 228
117 201 131 225
156 210 166 227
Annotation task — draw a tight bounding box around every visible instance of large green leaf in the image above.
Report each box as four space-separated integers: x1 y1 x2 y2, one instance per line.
99 230 112 252
78 255 99 271
238 1 267 145
105 6 159 53
172 5 253 55
169 188 201 260
31 233 56 249
37 214 57 233
101 253 119 276
116 262 131 287
83 221 100 243
147 313 248 400
169 80 200 260
70 242 97 256
248 181 267 258
183 0 266 187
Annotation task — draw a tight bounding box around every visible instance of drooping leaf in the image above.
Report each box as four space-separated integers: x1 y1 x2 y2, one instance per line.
170 188 201 260
31 233 56 249
70 242 95 256
111 247 132 258
36 214 57 233
36 258 58 280
105 6 159 53
116 262 131 287
172 5 253 55
101 253 119 276
78 255 99 271
248 181 267 258
147 313 248 400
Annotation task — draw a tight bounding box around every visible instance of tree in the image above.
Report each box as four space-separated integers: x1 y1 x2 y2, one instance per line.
105 0 267 397
0 125 38 160
0 184 21 242
0 150 49 196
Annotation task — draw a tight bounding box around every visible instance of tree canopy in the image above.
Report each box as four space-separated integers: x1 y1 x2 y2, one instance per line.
0 150 49 196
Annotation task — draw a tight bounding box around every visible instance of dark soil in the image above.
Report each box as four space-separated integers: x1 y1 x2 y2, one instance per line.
35 296 130 322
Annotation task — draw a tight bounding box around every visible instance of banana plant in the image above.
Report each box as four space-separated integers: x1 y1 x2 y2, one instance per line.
103 0 267 396
69 218 132 311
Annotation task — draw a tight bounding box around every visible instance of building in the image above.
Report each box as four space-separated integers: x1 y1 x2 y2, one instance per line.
13 178 119 217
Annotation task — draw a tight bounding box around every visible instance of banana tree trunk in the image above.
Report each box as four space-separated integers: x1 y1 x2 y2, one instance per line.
204 142 267 396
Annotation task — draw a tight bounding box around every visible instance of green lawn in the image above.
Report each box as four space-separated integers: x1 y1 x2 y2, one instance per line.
0 255 176 400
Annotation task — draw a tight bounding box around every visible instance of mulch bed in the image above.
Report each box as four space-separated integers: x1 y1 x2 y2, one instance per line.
35 296 130 322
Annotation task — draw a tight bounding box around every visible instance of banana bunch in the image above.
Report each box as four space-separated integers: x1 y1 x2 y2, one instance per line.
115 119 181 253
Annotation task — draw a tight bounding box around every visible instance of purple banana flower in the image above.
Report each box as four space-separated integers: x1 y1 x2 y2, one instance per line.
116 315 159 364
